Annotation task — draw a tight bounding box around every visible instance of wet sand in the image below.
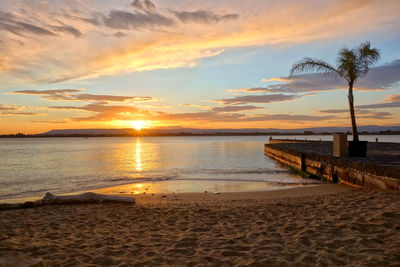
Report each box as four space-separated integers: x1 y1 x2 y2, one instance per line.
1 184 400 266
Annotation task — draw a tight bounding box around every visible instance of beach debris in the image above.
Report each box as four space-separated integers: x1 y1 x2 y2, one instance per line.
41 192 135 205
204 190 208 193
162 195 167 198
213 192 221 194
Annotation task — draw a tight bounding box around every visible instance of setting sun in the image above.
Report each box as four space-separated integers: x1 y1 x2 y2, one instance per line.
131 120 148 130
1 1 400 266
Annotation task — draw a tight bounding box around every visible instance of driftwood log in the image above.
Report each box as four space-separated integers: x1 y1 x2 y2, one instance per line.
0 192 135 210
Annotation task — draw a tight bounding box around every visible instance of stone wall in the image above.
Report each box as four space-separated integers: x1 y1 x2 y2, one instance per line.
264 144 400 191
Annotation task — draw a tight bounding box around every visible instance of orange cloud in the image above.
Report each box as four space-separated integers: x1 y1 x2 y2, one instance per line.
180 104 212 109
0 104 22 111
0 0 399 86
11 89 154 103
218 94 298 105
1 112 46 116
260 77 288 82
49 103 150 121
384 94 400 103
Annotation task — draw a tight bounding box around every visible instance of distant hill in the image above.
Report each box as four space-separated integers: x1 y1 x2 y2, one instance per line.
41 125 400 136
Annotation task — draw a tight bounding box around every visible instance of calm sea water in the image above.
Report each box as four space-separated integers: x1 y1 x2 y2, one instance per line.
0 135 398 202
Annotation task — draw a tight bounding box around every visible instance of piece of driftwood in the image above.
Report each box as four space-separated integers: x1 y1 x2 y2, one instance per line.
41 192 135 204
0 192 135 210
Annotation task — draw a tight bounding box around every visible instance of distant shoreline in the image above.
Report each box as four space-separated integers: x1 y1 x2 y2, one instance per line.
1 132 400 138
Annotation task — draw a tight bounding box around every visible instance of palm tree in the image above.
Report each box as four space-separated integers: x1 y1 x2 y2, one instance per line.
290 41 380 142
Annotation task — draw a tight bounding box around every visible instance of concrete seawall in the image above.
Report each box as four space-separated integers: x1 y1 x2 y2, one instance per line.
265 141 400 191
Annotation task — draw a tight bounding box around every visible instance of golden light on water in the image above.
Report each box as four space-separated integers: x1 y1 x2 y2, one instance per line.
136 138 142 171
122 137 162 176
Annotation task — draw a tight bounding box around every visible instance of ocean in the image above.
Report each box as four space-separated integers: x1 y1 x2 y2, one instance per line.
0 135 398 202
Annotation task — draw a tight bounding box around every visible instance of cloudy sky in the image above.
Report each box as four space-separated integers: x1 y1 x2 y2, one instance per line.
0 0 399 134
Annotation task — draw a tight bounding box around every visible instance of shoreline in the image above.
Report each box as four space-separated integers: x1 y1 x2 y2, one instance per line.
2 133 400 138
2 184 400 265
0 178 322 204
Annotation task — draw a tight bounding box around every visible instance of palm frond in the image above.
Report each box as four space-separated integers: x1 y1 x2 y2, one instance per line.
337 47 358 83
356 41 380 77
289 41 380 84
289 57 338 78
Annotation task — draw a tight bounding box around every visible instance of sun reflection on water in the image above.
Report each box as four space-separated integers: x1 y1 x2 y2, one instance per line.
136 138 142 171
123 137 162 176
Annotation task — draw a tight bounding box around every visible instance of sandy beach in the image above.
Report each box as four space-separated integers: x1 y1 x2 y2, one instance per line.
1 184 400 266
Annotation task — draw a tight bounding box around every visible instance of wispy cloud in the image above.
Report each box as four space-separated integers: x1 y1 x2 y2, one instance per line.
171 10 239 24
218 94 298 105
234 75 345 95
153 111 335 123
11 89 153 103
50 24 82 38
0 11 55 36
212 105 263 112
0 103 47 116
356 102 400 109
113 31 126 38
0 104 22 111
317 92 400 120
351 94 400 109
260 77 288 82
62 11 102 26
131 0 156 13
30 120 69 124
0 10 82 38
49 103 149 121
318 109 392 120
1 112 45 116
101 10 174 30
180 104 212 109
385 94 400 103
12 89 84 95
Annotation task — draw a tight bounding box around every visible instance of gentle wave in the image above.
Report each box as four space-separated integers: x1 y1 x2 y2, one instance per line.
0 170 316 201
0 175 321 201
102 172 321 185
108 175 176 183
187 168 290 175
173 177 321 184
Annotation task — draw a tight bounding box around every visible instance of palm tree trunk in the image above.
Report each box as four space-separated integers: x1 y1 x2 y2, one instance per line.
348 83 359 142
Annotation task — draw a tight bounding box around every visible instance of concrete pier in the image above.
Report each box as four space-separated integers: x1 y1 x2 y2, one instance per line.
265 140 400 191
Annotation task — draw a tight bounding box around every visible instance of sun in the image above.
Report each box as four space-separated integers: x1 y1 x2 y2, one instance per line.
131 120 147 130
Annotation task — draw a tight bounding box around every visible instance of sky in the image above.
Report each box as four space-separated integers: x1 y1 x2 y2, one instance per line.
0 0 399 134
